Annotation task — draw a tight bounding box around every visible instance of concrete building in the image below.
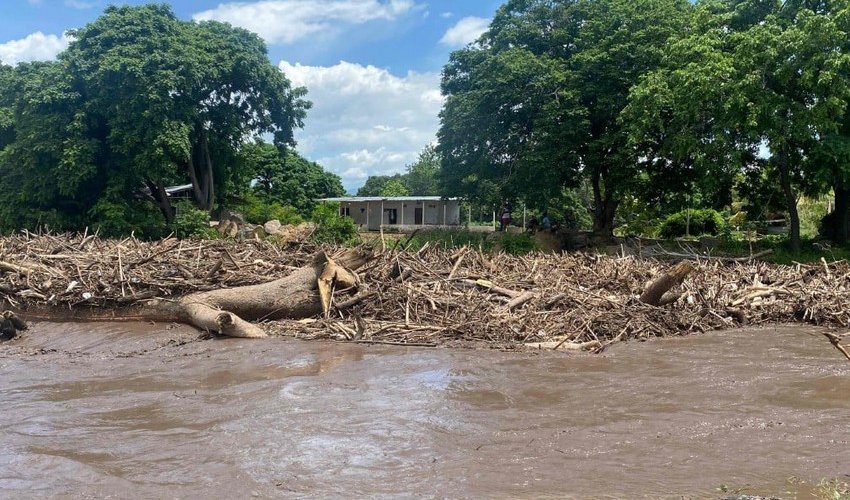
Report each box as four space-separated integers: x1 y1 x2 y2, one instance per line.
318 196 462 231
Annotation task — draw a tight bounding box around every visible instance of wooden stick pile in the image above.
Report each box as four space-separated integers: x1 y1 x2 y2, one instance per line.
0 233 848 353
279 245 850 352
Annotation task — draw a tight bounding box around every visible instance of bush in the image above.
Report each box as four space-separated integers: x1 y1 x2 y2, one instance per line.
310 203 358 244
659 209 726 239
232 192 303 226
90 197 168 239
499 233 538 255
173 202 216 239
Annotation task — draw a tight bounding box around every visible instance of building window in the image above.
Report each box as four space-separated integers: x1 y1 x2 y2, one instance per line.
340 206 351 217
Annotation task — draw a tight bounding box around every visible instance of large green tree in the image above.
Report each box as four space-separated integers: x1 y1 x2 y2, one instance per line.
627 0 850 251
0 4 309 235
438 0 690 236
243 140 345 216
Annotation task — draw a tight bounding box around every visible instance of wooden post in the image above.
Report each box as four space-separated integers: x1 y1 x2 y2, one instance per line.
381 200 385 229
422 200 425 226
401 203 404 226
443 203 447 226
492 208 496 231
366 201 370 230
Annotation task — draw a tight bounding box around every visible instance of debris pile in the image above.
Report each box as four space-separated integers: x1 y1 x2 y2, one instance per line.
0 233 847 356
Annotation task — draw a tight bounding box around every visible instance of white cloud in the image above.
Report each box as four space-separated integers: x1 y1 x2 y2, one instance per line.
65 0 98 8
279 60 443 191
440 12 453 19
439 16 489 47
193 0 422 45
0 32 72 66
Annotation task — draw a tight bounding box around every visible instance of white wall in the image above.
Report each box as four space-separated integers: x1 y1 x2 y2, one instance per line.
333 200 461 230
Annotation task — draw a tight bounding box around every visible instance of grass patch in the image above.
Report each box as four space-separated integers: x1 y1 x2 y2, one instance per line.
398 229 538 255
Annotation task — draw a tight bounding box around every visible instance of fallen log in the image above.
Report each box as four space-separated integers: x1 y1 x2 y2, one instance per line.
12 248 372 339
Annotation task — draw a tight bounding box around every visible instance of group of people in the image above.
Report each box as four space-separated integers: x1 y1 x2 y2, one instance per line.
498 204 553 233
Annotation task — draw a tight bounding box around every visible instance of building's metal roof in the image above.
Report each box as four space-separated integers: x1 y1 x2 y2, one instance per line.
164 184 194 196
318 196 457 203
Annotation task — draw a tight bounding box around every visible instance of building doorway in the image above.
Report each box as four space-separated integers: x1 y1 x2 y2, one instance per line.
414 207 423 225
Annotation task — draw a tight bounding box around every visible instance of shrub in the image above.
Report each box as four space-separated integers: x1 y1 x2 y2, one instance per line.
659 209 726 239
499 233 538 255
232 192 303 226
90 197 168 239
310 203 358 244
173 202 216 239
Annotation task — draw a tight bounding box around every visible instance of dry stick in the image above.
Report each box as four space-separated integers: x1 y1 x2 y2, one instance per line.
447 249 468 280
118 248 125 297
505 291 535 311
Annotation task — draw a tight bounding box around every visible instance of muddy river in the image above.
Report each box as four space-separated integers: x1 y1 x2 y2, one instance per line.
1 323 848 498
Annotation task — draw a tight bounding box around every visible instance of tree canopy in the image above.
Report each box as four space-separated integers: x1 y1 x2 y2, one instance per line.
356 145 441 197
437 0 850 250
243 140 345 216
438 0 690 234
0 4 310 236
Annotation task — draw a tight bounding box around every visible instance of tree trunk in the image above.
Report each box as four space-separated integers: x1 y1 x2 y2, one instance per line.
202 134 215 213
18 249 373 339
147 181 175 225
777 152 801 253
591 169 618 238
829 184 850 244
640 261 694 306
186 151 205 208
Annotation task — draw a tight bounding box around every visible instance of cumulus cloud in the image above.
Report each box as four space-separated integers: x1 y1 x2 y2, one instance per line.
439 16 489 47
279 60 443 191
0 32 72 66
194 0 421 45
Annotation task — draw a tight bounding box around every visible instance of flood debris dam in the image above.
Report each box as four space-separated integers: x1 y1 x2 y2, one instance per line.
0 232 848 360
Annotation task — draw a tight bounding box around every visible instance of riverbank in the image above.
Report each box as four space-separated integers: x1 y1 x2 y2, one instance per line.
0 233 848 358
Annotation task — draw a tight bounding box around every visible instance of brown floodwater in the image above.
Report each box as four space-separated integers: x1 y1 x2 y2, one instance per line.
0 322 848 499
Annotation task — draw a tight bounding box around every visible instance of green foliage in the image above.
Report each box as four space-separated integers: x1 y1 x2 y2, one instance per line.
401 229 537 255
232 192 303 226
356 145 441 197
659 209 726 239
438 0 691 235
403 229 494 252
0 4 308 236
173 202 216 239
310 203 359 244
89 197 167 239
244 141 344 216
380 179 410 197
498 233 538 255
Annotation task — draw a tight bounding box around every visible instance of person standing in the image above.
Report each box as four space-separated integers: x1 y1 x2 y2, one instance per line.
500 206 512 231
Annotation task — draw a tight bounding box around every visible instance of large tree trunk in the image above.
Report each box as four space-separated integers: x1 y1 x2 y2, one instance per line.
202 133 215 213
186 130 215 213
18 249 373 339
591 168 618 238
828 183 850 244
778 152 801 253
147 180 175 225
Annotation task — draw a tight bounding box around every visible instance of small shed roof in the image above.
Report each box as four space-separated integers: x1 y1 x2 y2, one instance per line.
318 196 457 203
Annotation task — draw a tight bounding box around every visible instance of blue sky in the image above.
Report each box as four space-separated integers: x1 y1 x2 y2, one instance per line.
0 0 503 191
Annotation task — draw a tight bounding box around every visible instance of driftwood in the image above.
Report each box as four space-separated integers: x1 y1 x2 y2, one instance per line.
0 233 848 362
640 261 694 306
